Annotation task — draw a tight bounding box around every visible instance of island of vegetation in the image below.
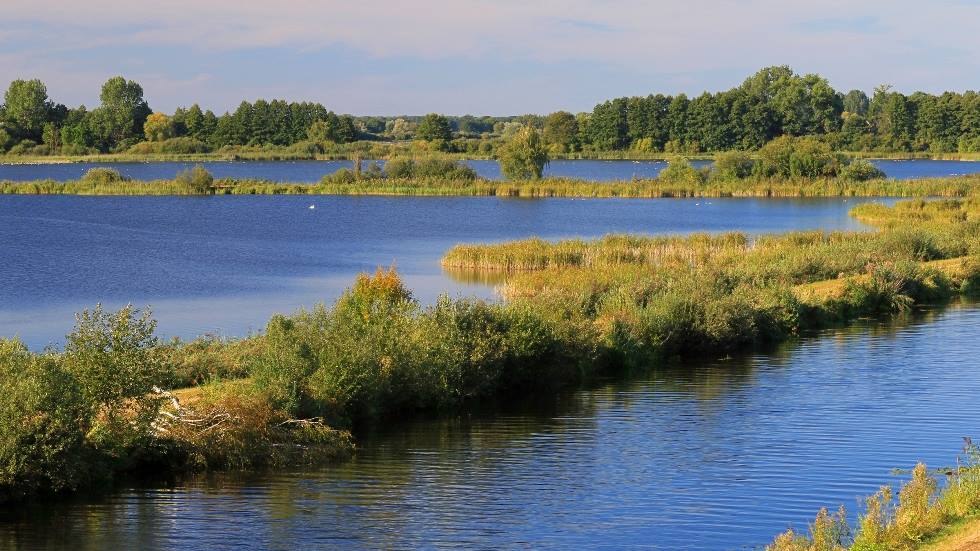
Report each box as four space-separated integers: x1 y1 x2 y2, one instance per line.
3 133 980 199
1 66 980 162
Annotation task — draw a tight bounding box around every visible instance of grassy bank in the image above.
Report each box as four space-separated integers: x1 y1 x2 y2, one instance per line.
2 149 979 165
4 172 980 198
2 198 980 507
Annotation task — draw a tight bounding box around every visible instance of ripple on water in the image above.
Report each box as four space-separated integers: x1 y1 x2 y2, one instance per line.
1 304 978 550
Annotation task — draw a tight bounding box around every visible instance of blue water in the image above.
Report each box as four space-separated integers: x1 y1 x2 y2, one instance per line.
0 158 976 182
2 303 976 550
0 195 884 348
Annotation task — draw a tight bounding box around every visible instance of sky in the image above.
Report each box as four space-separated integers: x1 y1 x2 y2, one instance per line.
1 0 979 116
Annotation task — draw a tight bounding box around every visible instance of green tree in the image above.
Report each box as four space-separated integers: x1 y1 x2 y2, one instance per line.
498 125 549 180
416 113 452 142
588 98 628 149
90 77 151 150
843 90 870 116
542 111 579 152
3 79 51 141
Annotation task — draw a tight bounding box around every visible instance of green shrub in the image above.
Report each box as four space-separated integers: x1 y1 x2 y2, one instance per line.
498 126 549 180
840 159 886 181
0 340 90 499
756 136 842 179
175 165 214 194
81 167 129 185
63 305 171 455
127 137 211 155
712 151 756 180
659 158 707 185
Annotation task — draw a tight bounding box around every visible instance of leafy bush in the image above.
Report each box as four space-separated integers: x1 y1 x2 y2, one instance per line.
498 126 549 180
840 159 886 181
756 136 842 179
0 340 89 499
712 151 756 180
63 305 171 456
175 165 214 194
384 158 477 180
129 137 211 154
658 158 708 185
80 167 129 185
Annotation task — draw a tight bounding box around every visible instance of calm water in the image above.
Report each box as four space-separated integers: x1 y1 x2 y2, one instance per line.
2 303 977 550
0 195 885 348
0 158 976 182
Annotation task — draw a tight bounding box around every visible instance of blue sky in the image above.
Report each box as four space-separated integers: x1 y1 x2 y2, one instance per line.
2 0 979 115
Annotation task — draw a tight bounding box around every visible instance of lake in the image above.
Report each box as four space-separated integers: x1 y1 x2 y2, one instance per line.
0 158 977 183
0 195 885 348
2 302 976 550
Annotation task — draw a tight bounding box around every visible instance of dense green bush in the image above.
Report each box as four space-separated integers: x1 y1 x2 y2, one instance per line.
80 167 129 185
839 158 886 181
384 158 477 180
0 340 89 500
755 136 843 179
498 126 549 180
175 165 214 194
659 158 708 185
128 137 211 154
711 151 755 180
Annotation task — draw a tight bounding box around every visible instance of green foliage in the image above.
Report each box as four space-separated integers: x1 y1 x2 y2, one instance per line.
712 151 756 180
64 305 170 442
2 79 51 141
383 158 477 180
416 113 453 143
755 136 842 179
175 165 215 194
659 158 708 185
81 167 129 185
542 111 579 152
0 340 89 499
127 136 211 155
498 125 550 180
839 159 886 182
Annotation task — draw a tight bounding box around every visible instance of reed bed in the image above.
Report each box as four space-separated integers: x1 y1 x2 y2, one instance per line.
3 173 980 198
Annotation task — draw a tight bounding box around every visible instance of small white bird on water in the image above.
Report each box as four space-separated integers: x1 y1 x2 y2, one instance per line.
309 204 316 210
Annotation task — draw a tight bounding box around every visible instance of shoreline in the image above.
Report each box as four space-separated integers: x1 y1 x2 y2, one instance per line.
1 151 979 166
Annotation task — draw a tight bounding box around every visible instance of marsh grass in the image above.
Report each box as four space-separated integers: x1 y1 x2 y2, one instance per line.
769 443 980 551
4 172 980 198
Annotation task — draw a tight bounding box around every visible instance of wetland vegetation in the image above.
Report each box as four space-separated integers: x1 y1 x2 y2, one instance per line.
3 196 980 517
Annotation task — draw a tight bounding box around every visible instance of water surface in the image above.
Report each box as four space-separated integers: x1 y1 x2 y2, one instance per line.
2 303 976 550
0 195 884 348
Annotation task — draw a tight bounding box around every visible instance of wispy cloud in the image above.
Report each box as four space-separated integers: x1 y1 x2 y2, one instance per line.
0 0 978 113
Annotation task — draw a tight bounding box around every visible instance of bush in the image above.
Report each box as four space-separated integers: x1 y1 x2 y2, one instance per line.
127 137 211 155
756 136 842 179
840 159 886 181
0 340 90 499
384 158 477 180
498 126 549 180
63 305 171 456
80 167 129 185
175 165 214 194
711 151 755 180
658 158 707 185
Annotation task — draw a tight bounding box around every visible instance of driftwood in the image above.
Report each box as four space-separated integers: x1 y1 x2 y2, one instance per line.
149 386 235 436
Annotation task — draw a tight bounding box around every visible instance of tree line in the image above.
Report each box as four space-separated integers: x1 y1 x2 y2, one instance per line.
3 66 980 156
